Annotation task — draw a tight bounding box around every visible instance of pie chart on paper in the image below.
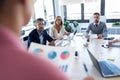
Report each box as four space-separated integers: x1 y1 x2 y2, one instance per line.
48 51 57 59
60 51 70 60
33 48 44 56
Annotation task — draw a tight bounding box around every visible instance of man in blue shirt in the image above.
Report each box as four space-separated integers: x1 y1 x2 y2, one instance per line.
28 18 55 47
86 12 108 39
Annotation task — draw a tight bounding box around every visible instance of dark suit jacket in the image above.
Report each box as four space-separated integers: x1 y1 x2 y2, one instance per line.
28 29 54 47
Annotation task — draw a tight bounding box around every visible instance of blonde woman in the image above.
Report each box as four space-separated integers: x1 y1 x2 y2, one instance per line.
51 16 69 40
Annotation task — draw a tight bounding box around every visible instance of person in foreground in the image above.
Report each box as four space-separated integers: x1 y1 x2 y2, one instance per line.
28 18 55 47
86 12 108 39
0 0 94 80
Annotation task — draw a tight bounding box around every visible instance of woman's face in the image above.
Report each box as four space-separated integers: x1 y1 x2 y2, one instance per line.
55 17 62 26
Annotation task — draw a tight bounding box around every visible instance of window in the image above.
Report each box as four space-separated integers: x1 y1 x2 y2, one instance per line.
84 0 100 19
34 0 45 19
34 0 54 25
44 0 54 23
66 4 81 20
105 0 120 19
26 17 34 26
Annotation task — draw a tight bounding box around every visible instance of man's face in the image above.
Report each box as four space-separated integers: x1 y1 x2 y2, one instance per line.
36 21 44 32
93 14 100 23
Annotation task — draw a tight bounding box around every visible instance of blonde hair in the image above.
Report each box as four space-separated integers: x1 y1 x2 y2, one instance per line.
53 16 63 29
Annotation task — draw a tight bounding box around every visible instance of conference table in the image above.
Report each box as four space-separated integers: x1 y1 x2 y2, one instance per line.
56 34 120 80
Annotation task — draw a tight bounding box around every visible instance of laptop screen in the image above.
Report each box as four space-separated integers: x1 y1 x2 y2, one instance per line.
69 30 77 40
74 30 77 35
87 49 102 74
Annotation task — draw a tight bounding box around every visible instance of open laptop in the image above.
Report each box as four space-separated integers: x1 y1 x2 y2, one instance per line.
56 30 77 46
69 30 77 40
87 49 120 77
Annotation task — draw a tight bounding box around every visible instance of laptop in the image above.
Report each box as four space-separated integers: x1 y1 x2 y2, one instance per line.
69 30 77 40
56 30 77 46
87 49 120 77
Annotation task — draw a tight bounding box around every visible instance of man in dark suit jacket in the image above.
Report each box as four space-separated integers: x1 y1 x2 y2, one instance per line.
28 18 55 47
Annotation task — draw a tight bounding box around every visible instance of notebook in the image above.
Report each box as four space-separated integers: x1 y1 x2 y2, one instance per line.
87 49 120 77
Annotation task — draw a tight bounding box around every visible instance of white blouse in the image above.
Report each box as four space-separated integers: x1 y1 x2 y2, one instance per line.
50 26 66 39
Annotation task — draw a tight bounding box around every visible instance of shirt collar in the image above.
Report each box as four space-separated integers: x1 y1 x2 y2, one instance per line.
94 21 100 25
37 30 44 35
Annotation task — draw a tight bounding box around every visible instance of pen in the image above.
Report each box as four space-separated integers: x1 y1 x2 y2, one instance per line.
83 63 89 76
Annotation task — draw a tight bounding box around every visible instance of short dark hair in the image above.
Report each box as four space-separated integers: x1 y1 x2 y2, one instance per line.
35 18 46 25
36 18 44 22
93 12 100 16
